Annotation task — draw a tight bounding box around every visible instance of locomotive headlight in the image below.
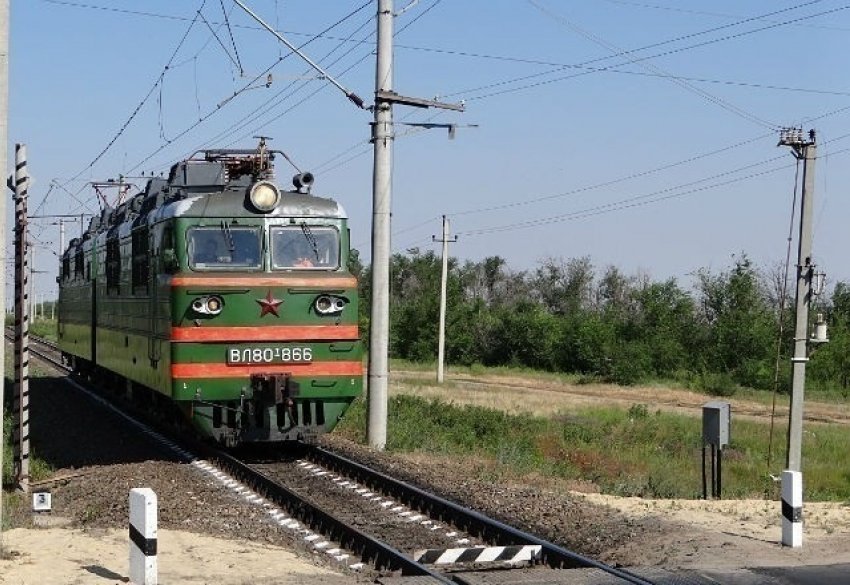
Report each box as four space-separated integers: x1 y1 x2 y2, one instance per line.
315 295 346 315
249 181 281 212
192 295 224 316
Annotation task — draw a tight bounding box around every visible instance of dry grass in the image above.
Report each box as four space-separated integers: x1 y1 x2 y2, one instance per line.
389 369 850 426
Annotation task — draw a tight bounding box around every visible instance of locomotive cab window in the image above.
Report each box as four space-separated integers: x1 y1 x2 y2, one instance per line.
188 225 262 270
271 225 339 270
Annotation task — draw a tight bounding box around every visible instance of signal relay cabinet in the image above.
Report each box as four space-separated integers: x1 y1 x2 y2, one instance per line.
702 401 730 448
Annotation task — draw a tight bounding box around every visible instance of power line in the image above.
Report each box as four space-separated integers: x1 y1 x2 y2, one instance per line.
219 0 244 75
455 140 850 238
392 45 850 98
161 0 439 173
127 1 374 174
446 3 850 102
528 0 779 129
206 6 376 151
454 134 775 218
216 0 443 148
68 1 207 182
598 0 850 32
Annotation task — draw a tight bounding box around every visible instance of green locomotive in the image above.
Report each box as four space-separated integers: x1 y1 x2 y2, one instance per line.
58 143 362 445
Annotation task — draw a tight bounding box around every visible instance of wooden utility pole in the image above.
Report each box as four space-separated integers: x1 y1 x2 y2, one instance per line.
433 215 457 383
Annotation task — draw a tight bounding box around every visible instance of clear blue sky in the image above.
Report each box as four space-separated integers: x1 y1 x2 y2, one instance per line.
8 0 850 302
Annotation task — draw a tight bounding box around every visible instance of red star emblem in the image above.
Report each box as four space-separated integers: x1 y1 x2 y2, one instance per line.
256 289 283 317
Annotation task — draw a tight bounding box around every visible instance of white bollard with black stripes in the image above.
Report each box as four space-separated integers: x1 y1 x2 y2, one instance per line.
781 470 802 548
129 488 158 584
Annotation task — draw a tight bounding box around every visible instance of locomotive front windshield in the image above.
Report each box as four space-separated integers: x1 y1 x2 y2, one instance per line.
189 226 262 270
271 225 339 270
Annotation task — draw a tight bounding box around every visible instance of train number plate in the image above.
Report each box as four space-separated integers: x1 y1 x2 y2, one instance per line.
227 347 313 364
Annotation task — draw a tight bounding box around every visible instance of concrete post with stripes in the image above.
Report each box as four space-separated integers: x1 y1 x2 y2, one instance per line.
12 142 30 493
781 470 803 547
129 488 158 584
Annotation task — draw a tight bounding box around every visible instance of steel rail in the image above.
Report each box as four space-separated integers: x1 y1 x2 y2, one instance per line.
196 444 453 583
307 445 656 585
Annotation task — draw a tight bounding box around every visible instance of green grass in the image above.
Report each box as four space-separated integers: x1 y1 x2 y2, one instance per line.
29 318 58 343
336 394 850 501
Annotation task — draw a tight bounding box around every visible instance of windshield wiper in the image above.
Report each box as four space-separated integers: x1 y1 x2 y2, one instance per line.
221 220 234 252
300 222 320 261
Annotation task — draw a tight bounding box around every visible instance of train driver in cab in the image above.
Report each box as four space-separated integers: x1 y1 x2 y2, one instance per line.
291 240 315 267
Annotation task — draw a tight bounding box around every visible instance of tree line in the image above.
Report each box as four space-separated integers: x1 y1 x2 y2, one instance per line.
354 249 850 396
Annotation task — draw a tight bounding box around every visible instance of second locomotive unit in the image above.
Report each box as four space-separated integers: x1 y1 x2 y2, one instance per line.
58 141 362 446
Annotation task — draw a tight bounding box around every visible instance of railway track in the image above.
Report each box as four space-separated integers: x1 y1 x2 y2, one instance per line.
18 333 715 584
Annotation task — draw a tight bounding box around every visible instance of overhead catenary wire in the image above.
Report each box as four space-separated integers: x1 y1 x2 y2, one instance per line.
179 0 440 171
525 0 796 129
312 2 848 183
598 0 850 32
207 8 376 151
197 7 243 72
66 1 208 184
216 0 445 148
127 0 374 174
393 45 850 98
446 2 850 103
219 0 244 75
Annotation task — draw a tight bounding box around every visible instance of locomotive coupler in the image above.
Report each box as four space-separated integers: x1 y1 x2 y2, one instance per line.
250 373 300 430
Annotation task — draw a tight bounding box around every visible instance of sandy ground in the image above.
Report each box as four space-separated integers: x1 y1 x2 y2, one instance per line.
0 526 356 585
3 495 850 583
580 493 850 571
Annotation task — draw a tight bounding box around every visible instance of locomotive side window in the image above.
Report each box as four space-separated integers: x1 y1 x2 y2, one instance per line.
106 238 121 294
74 248 84 278
188 226 262 270
132 227 150 293
271 225 339 270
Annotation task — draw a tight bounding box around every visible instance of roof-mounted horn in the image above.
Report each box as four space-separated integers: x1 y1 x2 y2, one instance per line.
293 172 314 193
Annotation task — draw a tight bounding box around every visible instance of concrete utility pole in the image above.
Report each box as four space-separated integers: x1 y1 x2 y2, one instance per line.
0 0 9 554
778 128 818 548
366 0 464 449
13 143 30 493
433 215 457 383
780 128 817 473
367 0 395 450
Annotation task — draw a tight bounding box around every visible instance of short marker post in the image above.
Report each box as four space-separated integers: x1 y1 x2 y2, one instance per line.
781 470 802 547
129 488 158 584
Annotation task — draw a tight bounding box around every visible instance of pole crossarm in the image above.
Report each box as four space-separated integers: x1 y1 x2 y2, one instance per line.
375 90 464 111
